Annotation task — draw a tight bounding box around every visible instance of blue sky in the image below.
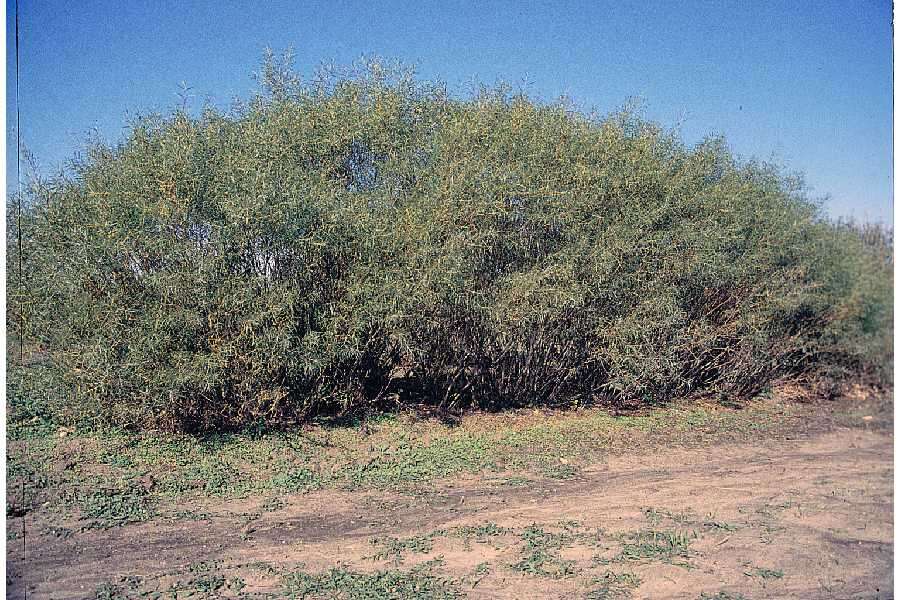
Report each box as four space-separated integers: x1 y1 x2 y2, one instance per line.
6 0 893 222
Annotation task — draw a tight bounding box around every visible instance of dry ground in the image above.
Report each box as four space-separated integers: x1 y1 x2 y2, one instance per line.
6 388 893 599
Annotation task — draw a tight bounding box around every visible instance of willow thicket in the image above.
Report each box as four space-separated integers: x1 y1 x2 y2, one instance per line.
7 54 892 432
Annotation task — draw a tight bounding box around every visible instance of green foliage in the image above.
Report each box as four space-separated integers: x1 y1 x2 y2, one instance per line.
617 529 696 563
587 571 642 599
347 434 494 487
511 524 582 578
371 533 436 563
281 564 461 599
79 484 155 528
745 566 784 579
8 52 892 431
6 363 59 439
270 467 321 492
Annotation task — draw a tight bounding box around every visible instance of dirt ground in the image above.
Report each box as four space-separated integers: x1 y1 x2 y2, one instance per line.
7 401 893 599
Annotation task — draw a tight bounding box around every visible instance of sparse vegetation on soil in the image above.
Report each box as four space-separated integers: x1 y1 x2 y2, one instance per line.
6 387 892 599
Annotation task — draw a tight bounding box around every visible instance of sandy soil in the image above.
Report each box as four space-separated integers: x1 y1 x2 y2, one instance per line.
7 423 892 599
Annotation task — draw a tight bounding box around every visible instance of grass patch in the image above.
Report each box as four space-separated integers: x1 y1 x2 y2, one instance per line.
281 563 461 599
371 533 437 563
451 522 512 550
370 522 514 563
93 582 126 600
587 571 642 599
511 524 582 579
643 507 696 526
467 562 491 588
169 509 212 521
4 392 855 531
703 519 739 532
541 462 582 480
79 484 154 528
617 529 696 564
493 475 533 487
270 467 323 492
345 434 496 488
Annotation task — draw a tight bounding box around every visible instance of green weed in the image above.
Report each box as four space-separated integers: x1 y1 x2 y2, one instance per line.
270 467 323 492
281 564 462 599
745 566 784 579
511 524 581 579
452 522 511 544
617 529 696 563
371 533 437 563
79 485 154 528
587 571 642 599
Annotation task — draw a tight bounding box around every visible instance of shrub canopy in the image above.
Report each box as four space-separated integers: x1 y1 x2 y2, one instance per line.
8 54 892 431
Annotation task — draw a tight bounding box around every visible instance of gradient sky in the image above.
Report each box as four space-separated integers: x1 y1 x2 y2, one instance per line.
6 0 894 222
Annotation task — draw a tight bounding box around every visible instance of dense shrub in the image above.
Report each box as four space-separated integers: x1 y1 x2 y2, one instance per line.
7 54 892 431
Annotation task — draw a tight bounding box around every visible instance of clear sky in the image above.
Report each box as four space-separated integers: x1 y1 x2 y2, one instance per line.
6 0 894 222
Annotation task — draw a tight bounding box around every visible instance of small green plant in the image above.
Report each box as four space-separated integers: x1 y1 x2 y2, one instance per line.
511 525 580 579
248 561 283 577
371 533 437 563
745 566 784 579
541 462 582 480
642 507 663 526
617 529 696 563
227 576 246 593
79 485 154 528
470 562 491 587
270 467 322 492
450 522 512 550
166 573 226 596
93 576 144 599
93 582 125 600
495 475 533 487
587 571 642 599
280 564 462 599
643 507 697 526
703 519 739 532
171 509 212 521
98 445 137 469
259 496 285 512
